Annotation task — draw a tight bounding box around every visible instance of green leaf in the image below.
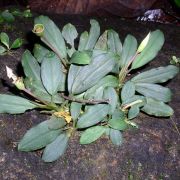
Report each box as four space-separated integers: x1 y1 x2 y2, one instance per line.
107 29 122 56
41 52 63 95
18 120 61 151
42 133 69 162
131 65 179 84
62 23 78 47
135 83 172 102
33 44 50 63
0 46 6 54
0 94 37 114
95 30 108 50
70 51 91 65
1 10 15 23
104 87 118 114
121 81 135 103
11 38 23 49
22 9 32 18
108 110 127 130
128 105 140 119
122 95 145 107
48 116 66 130
131 30 164 70
141 98 174 117
109 129 123 146
68 51 117 94
78 19 100 51
84 19 100 50
22 50 41 81
77 104 109 128
24 78 63 104
85 75 119 99
34 15 67 59
78 31 89 51
80 126 106 144
70 102 82 120
120 34 137 68
0 32 9 49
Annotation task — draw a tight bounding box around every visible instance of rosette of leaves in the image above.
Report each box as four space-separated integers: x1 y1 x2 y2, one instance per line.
0 32 23 55
0 16 179 162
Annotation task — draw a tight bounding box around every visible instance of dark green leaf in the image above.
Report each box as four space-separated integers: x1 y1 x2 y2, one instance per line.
131 30 164 69
34 15 67 59
141 98 174 117
41 52 63 95
0 32 9 48
70 102 82 120
62 23 78 47
107 29 122 56
70 51 91 65
33 44 50 63
108 110 127 130
11 38 23 49
48 116 66 130
18 120 61 151
120 34 137 68
77 104 109 128
110 129 123 146
95 30 108 50
42 133 69 162
131 65 179 84
1 10 15 23
22 50 41 81
80 126 106 144
121 81 135 102
68 51 117 94
135 83 172 102
0 94 37 114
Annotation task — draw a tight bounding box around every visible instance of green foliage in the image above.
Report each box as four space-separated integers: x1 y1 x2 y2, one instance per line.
0 15 179 162
0 9 32 24
0 32 23 55
18 120 62 151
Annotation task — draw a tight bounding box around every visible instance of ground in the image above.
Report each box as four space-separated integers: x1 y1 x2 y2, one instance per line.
0 11 179 180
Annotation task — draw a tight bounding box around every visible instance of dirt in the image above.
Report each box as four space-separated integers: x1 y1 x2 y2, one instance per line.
0 10 180 180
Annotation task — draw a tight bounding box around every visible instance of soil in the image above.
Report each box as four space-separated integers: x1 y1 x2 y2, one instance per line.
0 10 180 180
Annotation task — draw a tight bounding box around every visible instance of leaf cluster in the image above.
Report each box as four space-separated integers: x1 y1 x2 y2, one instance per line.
0 9 32 24
0 32 23 55
0 16 179 162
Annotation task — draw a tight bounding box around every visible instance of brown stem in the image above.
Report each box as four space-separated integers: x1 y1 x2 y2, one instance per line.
119 52 140 84
60 93 109 105
23 88 49 106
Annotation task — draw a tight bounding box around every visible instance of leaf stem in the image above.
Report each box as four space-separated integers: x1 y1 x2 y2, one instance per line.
60 93 109 105
23 88 59 111
119 52 140 84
